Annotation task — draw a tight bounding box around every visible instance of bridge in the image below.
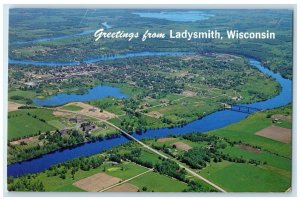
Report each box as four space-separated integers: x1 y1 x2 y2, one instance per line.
49 106 227 193
224 104 262 114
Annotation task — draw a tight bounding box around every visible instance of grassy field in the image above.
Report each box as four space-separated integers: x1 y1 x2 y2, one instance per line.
221 145 291 171
9 160 189 192
129 171 188 192
89 97 125 115
199 161 290 192
105 162 148 180
8 90 37 104
137 149 162 164
9 108 57 121
146 96 220 124
149 137 207 149
235 75 280 103
8 162 145 192
8 115 56 140
61 105 83 111
31 166 103 192
198 106 292 192
8 105 292 192
47 119 65 130
91 126 119 137
8 108 61 140
207 112 292 158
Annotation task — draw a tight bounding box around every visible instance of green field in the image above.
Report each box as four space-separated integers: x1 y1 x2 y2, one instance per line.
9 108 57 121
8 160 189 192
221 145 291 171
8 90 37 104
7 9 293 193
105 162 148 180
91 126 119 137
8 105 292 192
137 150 162 164
89 97 125 115
207 112 292 158
199 161 290 192
147 96 220 124
129 171 188 192
47 120 65 130
61 105 83 111
8 115 56 140
198 106 292 192
30 166 103 192
8 108 61 140
8 162 144 192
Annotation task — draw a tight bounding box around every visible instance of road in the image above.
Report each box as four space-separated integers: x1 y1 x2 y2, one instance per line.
99 168 154 192
51 107 227 193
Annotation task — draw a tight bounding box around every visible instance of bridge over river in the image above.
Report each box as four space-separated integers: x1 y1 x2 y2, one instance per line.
224 104 262 114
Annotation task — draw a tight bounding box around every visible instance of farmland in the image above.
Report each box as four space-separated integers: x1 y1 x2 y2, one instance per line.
8 154 190 192
7 9 293 193
8 105 292 192
199 161 290 192
207 105 292 158
8 108 59 140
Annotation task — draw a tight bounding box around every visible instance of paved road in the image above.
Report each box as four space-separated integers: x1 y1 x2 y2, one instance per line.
51 107 227 193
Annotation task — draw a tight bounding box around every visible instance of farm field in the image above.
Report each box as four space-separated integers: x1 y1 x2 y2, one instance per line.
8 158 189 192
73 172 122 192
8 108 59 140
7 9 293 193
199 161 291 192
7 106 292 192
128 171 188 192
207 110 292 158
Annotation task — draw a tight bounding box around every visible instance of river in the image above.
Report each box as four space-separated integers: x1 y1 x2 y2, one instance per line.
7 56 292 177
9 51 194 67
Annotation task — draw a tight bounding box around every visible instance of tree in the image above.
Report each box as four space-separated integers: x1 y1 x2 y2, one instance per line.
71 168 76 180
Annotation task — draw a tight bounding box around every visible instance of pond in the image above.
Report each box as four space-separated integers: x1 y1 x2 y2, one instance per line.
7 57 292 177
32 85 128 107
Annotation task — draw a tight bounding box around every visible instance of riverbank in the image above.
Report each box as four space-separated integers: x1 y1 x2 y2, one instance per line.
7 57 292 177
8 105 292 192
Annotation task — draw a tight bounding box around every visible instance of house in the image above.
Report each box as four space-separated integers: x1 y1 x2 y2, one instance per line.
81 124 96 132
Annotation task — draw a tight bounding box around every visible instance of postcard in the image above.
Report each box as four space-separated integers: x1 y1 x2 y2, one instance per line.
6 6 293 193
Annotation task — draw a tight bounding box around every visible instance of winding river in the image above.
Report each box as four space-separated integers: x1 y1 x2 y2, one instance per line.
9 51 194 67
7 54 292 177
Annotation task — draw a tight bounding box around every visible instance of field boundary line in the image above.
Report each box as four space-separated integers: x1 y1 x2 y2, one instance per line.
99 168 153 192
50 107 227 193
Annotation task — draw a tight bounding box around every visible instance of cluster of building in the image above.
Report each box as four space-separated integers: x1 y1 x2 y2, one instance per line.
11 63 118 86
59 115 97 135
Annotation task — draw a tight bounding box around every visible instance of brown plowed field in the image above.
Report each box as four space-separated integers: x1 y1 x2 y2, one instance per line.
256 125 292 144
